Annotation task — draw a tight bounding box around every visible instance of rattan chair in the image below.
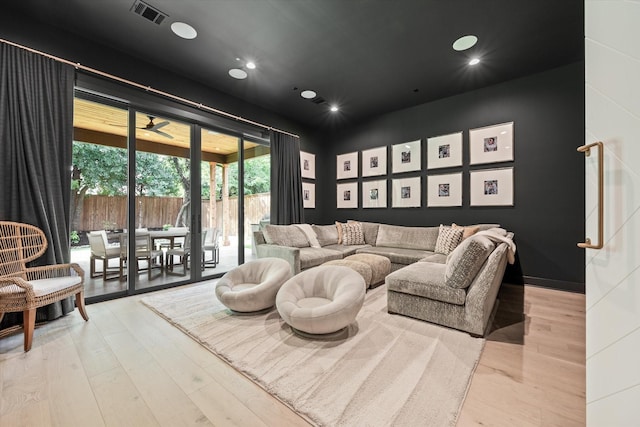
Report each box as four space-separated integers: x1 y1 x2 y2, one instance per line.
0 221 88 352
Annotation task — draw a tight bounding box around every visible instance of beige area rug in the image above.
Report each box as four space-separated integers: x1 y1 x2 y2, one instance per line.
141 283 484 427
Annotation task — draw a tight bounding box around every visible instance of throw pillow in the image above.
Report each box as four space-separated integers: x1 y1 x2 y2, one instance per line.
294 224 321 248
445 235 495 289
452 223 480 240
434 225 463 255
335 221 345 244
341 222 366 245
349 220 380 246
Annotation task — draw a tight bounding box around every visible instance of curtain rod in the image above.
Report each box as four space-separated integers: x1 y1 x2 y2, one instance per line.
0 38 300 139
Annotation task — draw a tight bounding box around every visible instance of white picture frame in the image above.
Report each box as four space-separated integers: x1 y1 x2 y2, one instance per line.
300 151 315 179
392 140 421 174
362 146 387 177
427 173 462 207
469 122 514 165
470 167 514 206
427 132 463 169
362 179 387 208
336 152 358 180
337 182 358 209
392 176 421 208
302 182 315 208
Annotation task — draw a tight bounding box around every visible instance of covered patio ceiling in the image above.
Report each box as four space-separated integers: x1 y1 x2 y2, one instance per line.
72 98 266 164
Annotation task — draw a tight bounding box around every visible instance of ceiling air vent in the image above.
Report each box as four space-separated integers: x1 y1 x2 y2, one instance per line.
131 0 168 25
311 96 326 105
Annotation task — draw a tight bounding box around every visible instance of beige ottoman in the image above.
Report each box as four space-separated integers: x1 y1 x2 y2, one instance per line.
276 265 366 336
323 259 373 287
344 253 391 287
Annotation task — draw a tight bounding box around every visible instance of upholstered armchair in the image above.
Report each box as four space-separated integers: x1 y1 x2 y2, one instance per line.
0 221 88 351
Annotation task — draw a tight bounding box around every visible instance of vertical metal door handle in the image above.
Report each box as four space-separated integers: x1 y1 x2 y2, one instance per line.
577 141 604 249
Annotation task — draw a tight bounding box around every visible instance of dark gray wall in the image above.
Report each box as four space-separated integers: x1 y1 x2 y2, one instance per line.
312 63 585 290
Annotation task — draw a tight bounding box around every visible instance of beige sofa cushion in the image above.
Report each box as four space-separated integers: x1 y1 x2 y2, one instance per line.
445 235 495 289
375 224 439 251
299 247 342 270
356 246 433 265
312 224 339 246
386 262 466 305
263 224 310 248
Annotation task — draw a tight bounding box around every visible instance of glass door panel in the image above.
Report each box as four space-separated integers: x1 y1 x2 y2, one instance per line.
243 142 270 263
71 96 129 298
200 128 240 276
133 112 192 290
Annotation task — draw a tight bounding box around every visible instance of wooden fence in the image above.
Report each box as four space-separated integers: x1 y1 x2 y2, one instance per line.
79 193 271 237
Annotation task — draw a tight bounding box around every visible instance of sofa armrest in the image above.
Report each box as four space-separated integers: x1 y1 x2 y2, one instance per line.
256 244 300 275
464 244 509 335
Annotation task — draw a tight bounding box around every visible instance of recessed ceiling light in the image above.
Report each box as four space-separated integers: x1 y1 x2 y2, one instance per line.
468 58 480 66
171 22 197 39
301 90 317 99
246 61 256 70
330 105 339 112
229 68 248 79
452 35 478 51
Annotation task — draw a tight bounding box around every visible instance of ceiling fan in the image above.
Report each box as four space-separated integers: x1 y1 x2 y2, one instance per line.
139 116 173 139
107 115 174 139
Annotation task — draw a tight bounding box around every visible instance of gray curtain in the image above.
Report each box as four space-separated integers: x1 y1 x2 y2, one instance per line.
0 42 75 326
270 131 304 225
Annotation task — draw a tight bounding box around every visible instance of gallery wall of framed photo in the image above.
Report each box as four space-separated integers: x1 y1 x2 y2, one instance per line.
322 64 585 289
300 151 316 209
333 122 515 210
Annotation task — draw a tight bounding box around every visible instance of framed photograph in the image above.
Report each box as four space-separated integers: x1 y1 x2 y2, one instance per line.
392 140 421 174
300 151 315 179
392 176 421 208
470 167 514 206
427 173 462 207
362 146 387 177
337 182 358 209
336 152 358 180
362 179 387 208
469 122 514 165
427 132 463 169
302 182 315 208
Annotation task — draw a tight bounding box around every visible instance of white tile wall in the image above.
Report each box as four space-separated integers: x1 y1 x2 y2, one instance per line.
586 1 640 425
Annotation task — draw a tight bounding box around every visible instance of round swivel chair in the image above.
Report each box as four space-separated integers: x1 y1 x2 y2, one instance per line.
215 258 292 313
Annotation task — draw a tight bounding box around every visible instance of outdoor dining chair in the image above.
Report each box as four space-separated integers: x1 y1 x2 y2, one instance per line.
119 231 163 281
202 227 220 268
88 230 121 280
0 221 88 351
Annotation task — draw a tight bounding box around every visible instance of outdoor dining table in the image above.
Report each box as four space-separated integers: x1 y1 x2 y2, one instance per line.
148 229 189 249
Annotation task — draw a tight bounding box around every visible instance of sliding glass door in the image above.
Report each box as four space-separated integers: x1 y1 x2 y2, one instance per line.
132 112 192 290
72 89 265 301
200 127 240 277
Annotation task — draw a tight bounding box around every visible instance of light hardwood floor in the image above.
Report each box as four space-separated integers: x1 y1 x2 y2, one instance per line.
0 283 584 426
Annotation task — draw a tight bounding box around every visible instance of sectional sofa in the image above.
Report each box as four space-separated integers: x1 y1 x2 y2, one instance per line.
254 221 515 335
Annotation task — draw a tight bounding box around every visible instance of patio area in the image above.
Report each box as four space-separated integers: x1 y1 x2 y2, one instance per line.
72 236 257 298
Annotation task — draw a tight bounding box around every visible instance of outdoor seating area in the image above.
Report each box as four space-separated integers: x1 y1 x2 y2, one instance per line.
78 227 232 295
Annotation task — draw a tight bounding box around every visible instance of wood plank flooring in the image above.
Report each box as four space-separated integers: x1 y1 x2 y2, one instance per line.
0 283 585 426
